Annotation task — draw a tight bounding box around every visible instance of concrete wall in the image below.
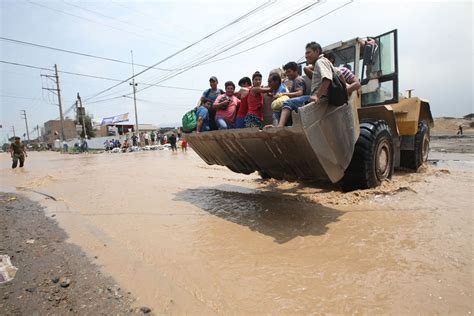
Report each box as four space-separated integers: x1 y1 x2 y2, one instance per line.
54 135 129 150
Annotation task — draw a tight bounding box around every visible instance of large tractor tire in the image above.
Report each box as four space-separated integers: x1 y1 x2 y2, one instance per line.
340 120 394 192
400 121 430 170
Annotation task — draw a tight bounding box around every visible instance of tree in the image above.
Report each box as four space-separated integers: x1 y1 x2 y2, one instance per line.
83 114 96 138
76 112 96 138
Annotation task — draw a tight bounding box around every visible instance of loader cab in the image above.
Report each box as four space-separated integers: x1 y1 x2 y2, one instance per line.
323 29 399 108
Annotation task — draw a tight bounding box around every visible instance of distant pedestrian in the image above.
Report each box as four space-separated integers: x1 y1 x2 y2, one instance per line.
62 140 69 153
144 132 150 146
10 137 27 168
150 131 156 145
81 138 89 153
139 132 145 146
181 139 188 152
457 125 463 136
169 134 177 152
131 134 138 147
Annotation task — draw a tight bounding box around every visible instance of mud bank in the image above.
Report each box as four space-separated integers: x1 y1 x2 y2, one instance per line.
0 193 146 315
0 147 472 314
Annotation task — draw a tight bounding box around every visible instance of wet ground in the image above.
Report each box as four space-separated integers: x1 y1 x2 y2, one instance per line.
0 136 472 314
0 193 137 315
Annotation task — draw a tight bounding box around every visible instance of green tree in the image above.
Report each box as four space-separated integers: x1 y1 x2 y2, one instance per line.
76 113 96 138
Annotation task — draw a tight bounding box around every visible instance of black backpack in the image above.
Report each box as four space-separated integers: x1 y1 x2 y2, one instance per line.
328 67 348 107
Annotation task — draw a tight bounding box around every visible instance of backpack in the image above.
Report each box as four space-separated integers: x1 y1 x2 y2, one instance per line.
182 108 197 133
328 66 348 107
204 88 225 101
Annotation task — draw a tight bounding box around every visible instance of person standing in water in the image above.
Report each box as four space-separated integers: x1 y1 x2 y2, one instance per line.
10 137 28 168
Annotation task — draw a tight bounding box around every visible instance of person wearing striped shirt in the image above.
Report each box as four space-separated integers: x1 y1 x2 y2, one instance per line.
324 51 361 95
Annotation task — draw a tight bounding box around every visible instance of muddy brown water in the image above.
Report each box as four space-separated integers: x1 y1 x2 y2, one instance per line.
1 150 472 314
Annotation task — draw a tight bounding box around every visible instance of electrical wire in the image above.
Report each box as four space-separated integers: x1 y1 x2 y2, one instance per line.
0 60 201 92
82 0 322 101
134 0 322 94
200 0 354 66
0 37 172 71
83 0 272 102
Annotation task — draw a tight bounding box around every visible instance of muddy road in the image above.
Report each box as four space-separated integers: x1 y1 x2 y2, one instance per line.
0 142 472 314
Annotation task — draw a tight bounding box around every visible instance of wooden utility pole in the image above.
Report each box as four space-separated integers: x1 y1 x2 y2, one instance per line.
55 64 66 141
130 50 139 136
20 110 30 141
41 64 65 141
77 93 86 138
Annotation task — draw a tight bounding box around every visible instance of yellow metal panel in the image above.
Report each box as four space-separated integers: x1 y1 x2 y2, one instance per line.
391 98 421 136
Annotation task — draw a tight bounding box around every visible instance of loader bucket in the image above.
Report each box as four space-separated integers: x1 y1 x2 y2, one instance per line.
186 102 359 184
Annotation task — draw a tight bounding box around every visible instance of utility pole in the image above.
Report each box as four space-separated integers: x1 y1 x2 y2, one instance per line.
130 50 139 136
41 64 65 141
20 110 30 142
11 126 16 137
55 65 66 141
77 93 86 138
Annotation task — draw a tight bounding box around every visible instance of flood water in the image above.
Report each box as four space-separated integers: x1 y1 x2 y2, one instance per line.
1 150 472 314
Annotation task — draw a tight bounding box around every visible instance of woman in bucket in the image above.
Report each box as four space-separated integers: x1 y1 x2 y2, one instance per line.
213 81 240 129
244 71 266 128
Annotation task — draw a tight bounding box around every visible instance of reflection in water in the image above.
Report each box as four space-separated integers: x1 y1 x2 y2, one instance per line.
174 186 343 243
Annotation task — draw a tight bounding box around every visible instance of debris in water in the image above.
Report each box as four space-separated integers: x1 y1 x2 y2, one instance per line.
140 306 151 314
0 255 18 284
60 277 71 288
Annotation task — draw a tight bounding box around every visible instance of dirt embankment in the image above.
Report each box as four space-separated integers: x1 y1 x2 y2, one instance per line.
0 193 151 315
430 117 474 153
432 117 473 136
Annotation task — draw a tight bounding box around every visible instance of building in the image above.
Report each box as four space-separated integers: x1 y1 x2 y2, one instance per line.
96 123 160 137
43 119 77 144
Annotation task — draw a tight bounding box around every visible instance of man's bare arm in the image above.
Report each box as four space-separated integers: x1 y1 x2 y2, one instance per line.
196 117 203 133
281 89 304 98
310 78 331 103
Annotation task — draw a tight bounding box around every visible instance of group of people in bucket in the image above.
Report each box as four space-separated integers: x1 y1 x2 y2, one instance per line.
192 41 361 133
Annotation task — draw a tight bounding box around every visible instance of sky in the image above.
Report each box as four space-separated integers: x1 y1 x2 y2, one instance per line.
0 0 472 142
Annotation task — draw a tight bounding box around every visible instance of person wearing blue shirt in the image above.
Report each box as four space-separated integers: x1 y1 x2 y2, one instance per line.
199 76 224 131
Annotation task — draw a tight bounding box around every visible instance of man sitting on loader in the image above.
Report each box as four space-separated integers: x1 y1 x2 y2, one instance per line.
277 41 335 128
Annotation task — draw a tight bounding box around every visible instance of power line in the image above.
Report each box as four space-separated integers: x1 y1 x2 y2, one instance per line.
201 0 354 66
0 37 172 71
135 1 322 94
0 94 43 101
83 0 272 102
0 60 202 92
0 60 51 72
135 0 320 89
83 0 321 101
